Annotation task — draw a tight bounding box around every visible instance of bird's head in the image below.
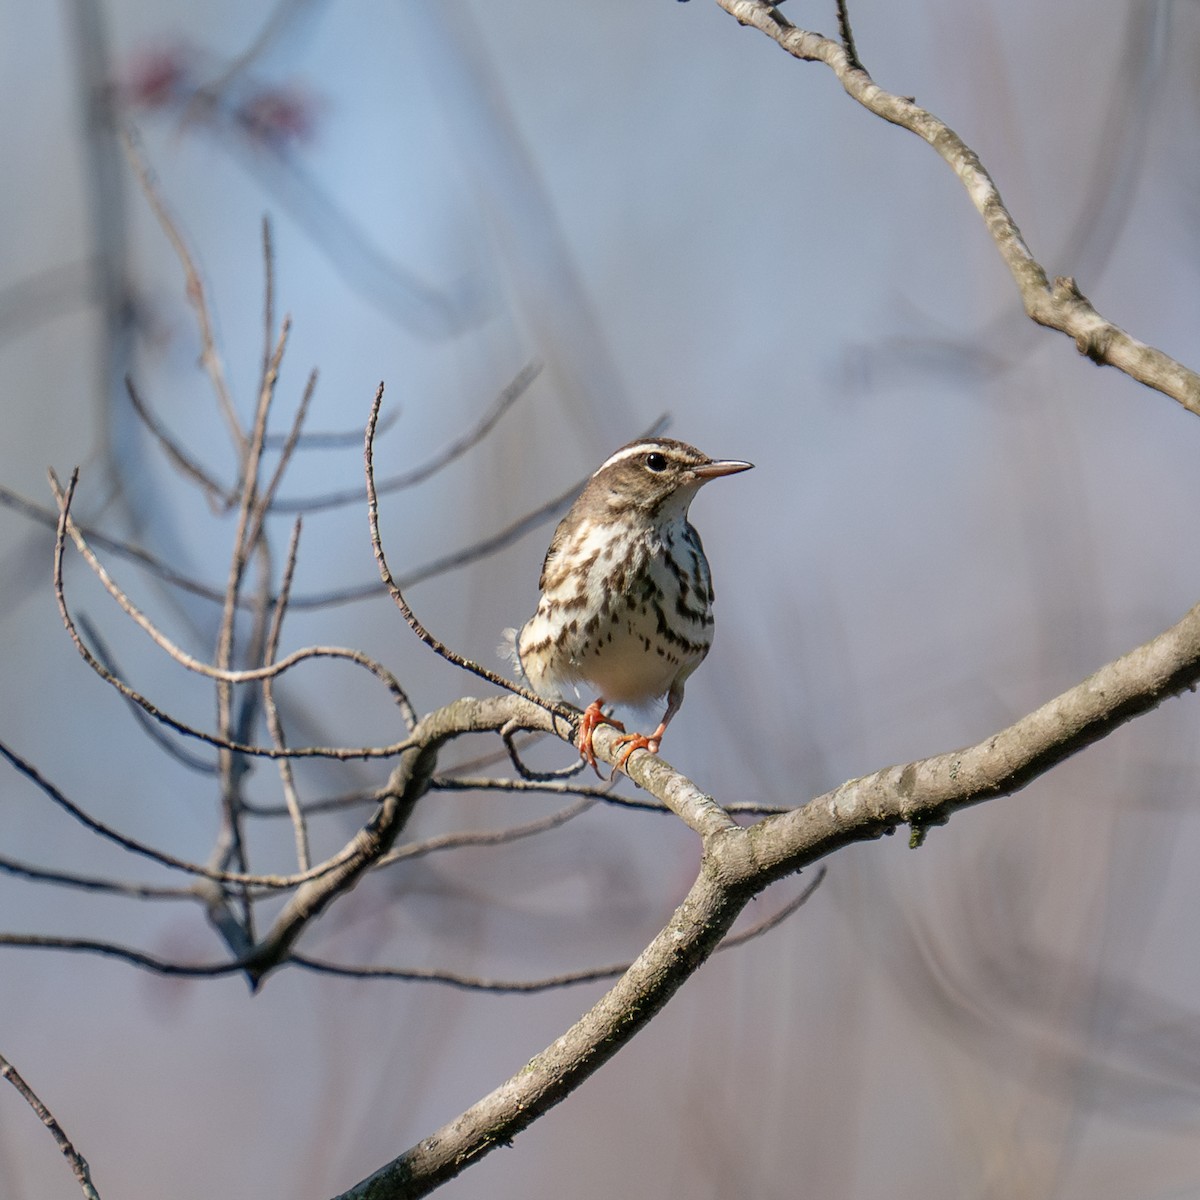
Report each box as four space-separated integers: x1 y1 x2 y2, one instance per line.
583 437 753 521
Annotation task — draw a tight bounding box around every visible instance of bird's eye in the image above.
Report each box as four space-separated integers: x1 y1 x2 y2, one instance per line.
645 452 668 472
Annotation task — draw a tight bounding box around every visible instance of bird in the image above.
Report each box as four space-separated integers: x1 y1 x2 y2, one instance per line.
512 436 752 774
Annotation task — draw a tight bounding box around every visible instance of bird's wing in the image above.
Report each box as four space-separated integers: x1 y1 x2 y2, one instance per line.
537 515 571 592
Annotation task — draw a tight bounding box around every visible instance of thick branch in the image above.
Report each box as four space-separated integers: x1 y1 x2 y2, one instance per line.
333 853 756 1200
334 585 1200 1196
246 695 558 982
750 595 1200 878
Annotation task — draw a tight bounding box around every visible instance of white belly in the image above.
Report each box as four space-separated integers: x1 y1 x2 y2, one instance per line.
517 519 712 705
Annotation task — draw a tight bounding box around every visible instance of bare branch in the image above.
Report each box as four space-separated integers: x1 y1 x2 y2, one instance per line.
502 721 587 782
273 360 541 514
340 599 1200 1199
76 613 217 775
0 935 250 977
51 470 419 761
262 517 312 869
207 257 289 933
254 364 319 529
265 404 399 450
292 471 586 609
291 954 631 993
750 598 1200 879
119 125 244 449
714 0 1200 419
331 856 760 1198
834 0 861 71
365 383 578 733
241 786 385 819
125 374 232 508
294 406 671 608
246 695 553 980
328 588 1200 1193
0 482 234 607
434 730 547 776
260 215 276 395
375 797 596 867
6 459 569 619
0 737 381 891
432 774 792 816
293 869 824 995
0 855 197 901
56 479 416 714
0 1050 102 1200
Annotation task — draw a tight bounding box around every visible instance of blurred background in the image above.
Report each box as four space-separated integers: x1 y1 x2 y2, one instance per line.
3 1 1200 1196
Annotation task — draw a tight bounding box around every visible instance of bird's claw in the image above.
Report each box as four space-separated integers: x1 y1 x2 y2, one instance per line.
577 701 665 780
577 700 625 778
612 733 660 774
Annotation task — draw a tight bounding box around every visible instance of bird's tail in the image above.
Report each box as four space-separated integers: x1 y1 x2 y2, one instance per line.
498 626 526 682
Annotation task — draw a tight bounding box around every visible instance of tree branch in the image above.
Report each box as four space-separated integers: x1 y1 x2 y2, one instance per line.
333 587 1200 1196
333 856 757 1200
714 0 1200 419
0 1050 101 1200
750 595 1200 877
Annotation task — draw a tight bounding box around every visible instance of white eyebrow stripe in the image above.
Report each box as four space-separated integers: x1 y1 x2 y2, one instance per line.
592 442 670 476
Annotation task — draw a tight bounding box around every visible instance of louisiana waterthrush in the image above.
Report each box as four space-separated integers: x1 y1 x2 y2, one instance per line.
513 437 752 773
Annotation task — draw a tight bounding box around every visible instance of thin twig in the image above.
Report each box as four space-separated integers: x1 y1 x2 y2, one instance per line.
0 1050 102 1200
265 404 399 450
229 534 276 775
436 730 546 776
365 382 578 735
10 440 575 620
263 517 311 869
0 935 251 977
289 473 585 608
260 215 275 400
272 360 541 513
204 228 293 941
834 0 862 71
0 737 377 890
502 723 587 781
51 473 418 761
290 406 670 608
0 482 232 606
291 955 643 993
75 613 217 776
54 473 415 713
7 465 569 619
246 695 569 979
125 375 232 508
249 361 318 544
432 775 791 816
0 855 198 900
292 868 825 993
240 785 385 818
375 798 596 867
119 125 244 450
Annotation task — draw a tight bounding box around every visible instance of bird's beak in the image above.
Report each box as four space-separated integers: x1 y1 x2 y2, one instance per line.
694 459 753 479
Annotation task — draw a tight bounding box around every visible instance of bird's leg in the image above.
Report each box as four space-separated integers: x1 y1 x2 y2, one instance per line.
577 697 625 776
613 681 686 774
